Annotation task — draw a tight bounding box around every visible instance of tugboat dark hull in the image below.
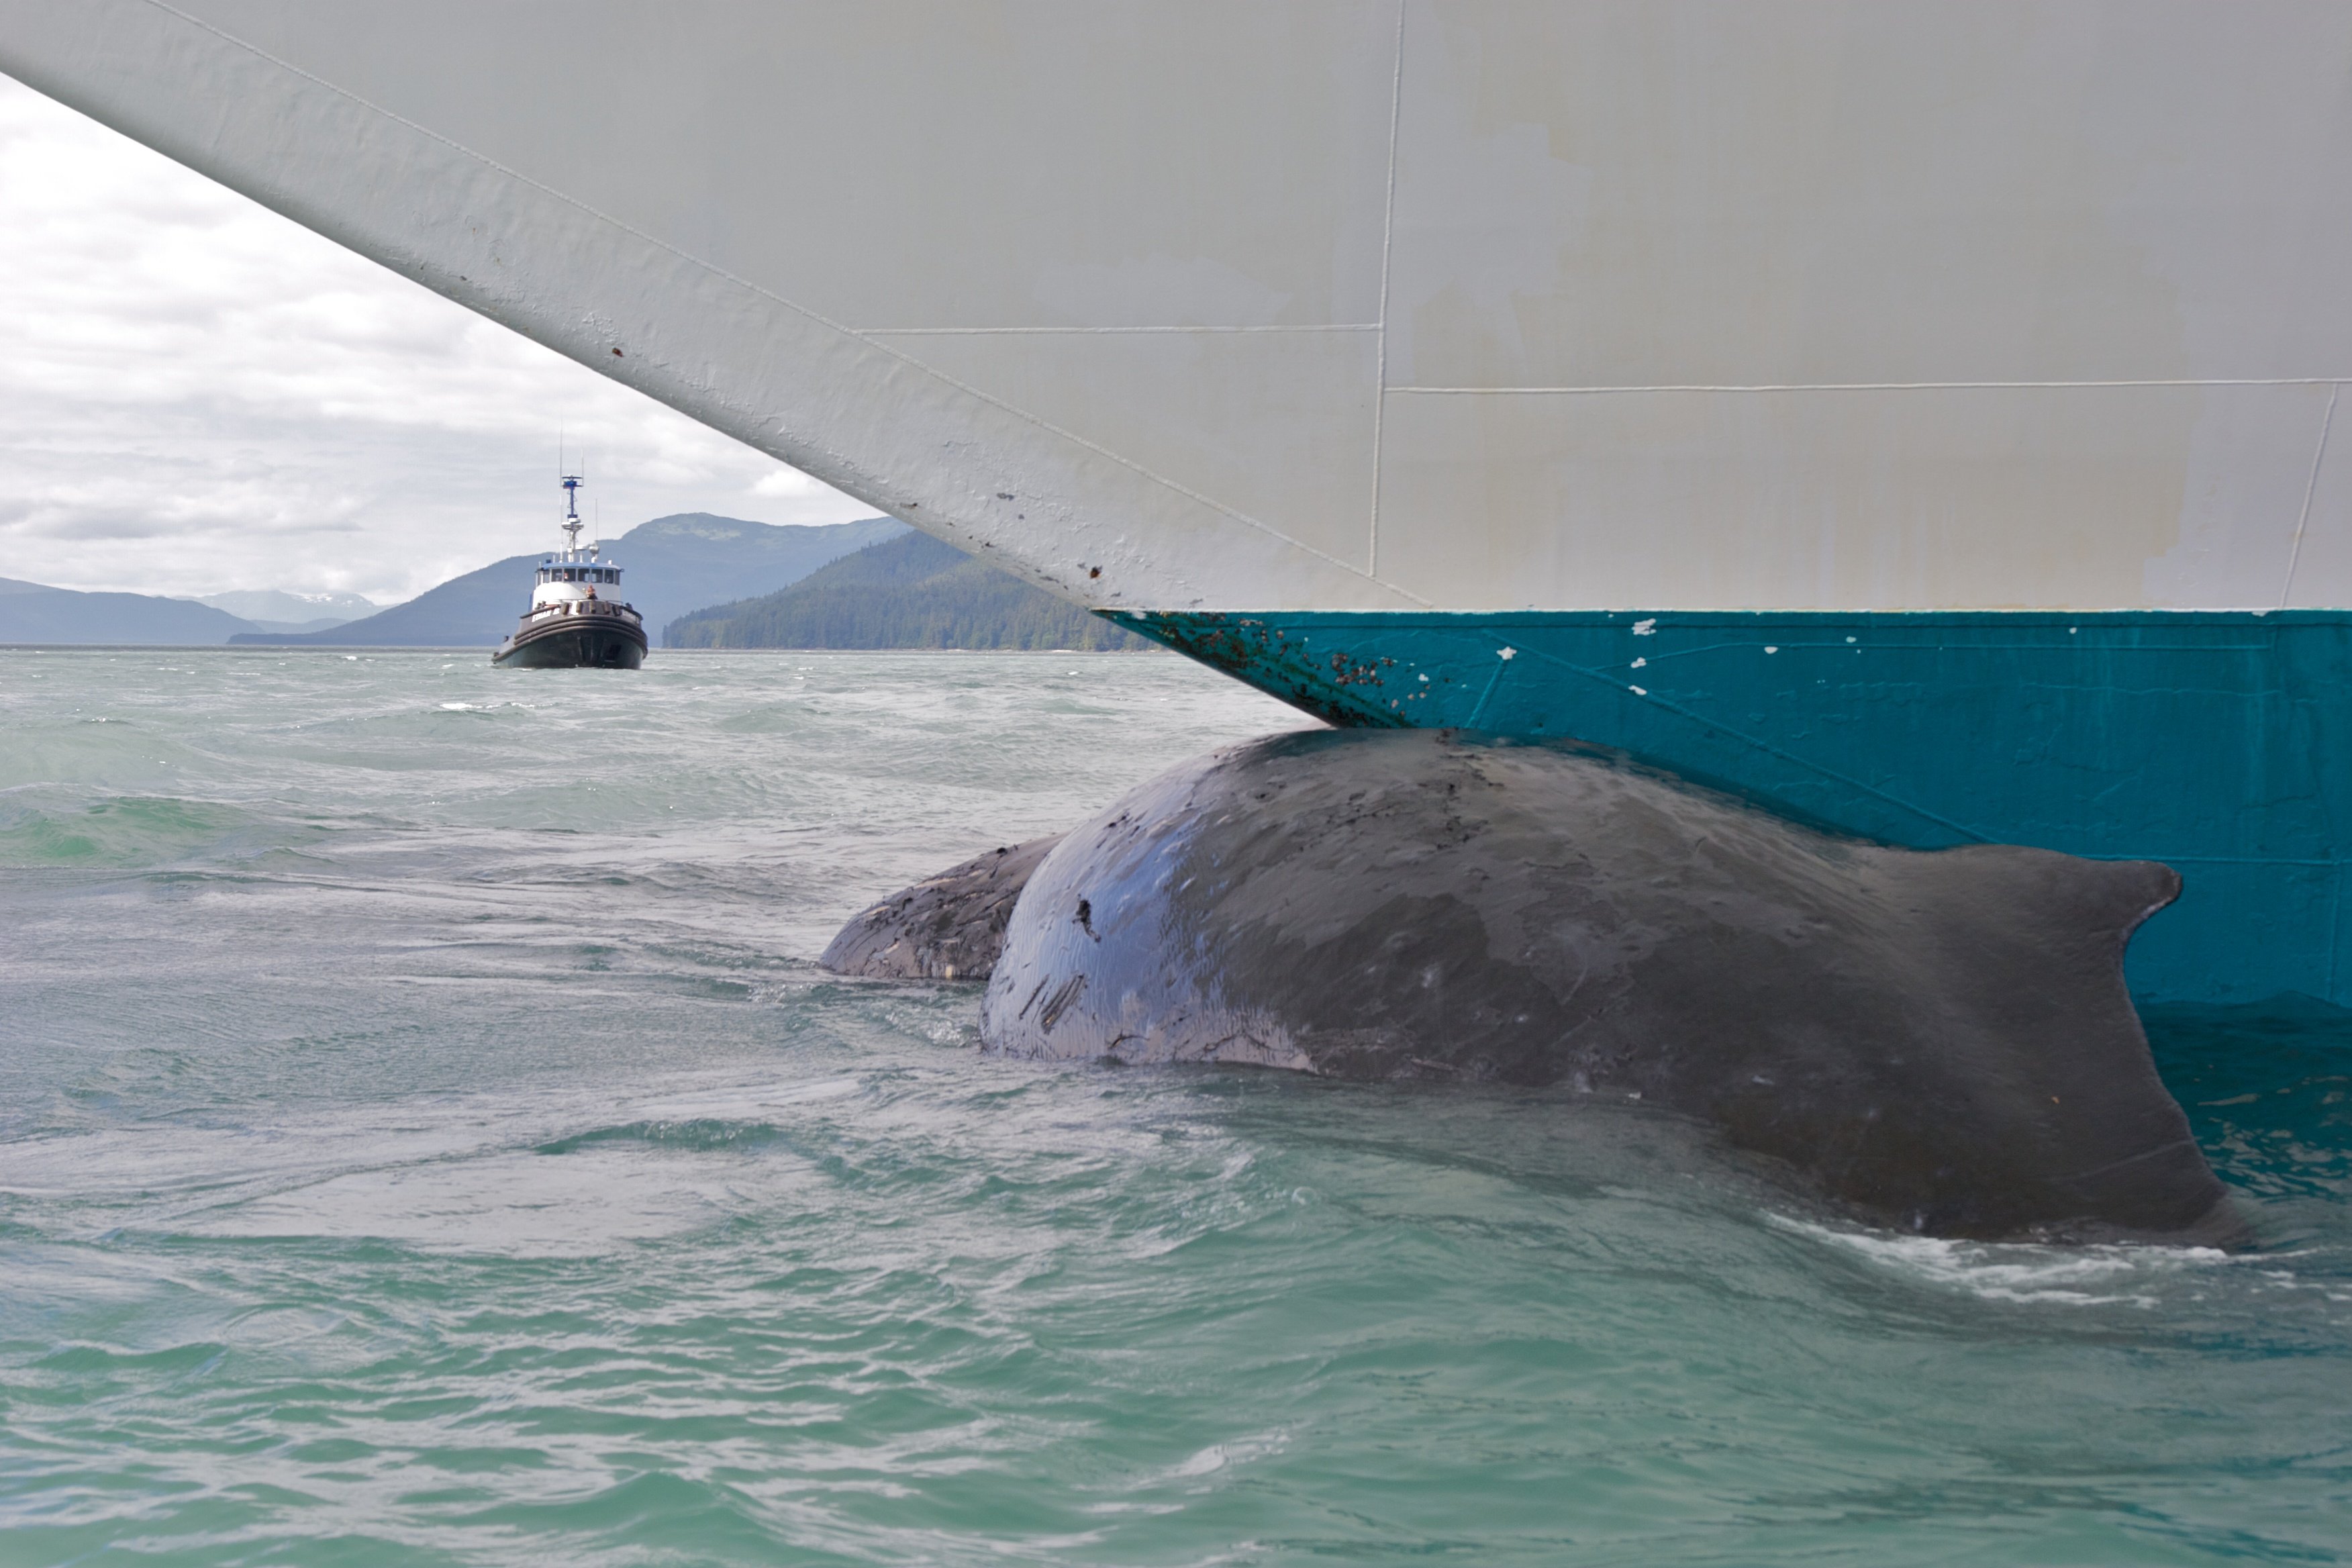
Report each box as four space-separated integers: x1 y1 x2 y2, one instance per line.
493 617 647 669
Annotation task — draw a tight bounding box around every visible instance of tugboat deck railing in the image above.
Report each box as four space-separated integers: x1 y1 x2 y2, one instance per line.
526 601 642 624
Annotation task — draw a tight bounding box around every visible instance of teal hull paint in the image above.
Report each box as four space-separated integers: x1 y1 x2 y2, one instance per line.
1114 608 2352 1007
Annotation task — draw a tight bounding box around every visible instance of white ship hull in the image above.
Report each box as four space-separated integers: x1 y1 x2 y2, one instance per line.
9 2 2347 616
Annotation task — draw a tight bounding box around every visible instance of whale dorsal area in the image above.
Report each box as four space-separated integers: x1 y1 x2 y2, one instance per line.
979 728 2235 1244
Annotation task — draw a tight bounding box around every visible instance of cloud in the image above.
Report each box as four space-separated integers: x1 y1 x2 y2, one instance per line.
0 73 873 603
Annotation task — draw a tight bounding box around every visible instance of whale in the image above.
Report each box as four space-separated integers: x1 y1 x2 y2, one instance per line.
954 728 2239 1244
822 834 1065 982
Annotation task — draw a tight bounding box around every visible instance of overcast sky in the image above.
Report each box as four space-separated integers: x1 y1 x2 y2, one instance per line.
0 73 874 605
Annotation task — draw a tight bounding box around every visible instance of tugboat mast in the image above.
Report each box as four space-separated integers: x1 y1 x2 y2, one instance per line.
559 471 586 559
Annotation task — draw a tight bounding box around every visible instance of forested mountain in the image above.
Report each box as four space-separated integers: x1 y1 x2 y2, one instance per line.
231 514 905 647
664 532 1147 650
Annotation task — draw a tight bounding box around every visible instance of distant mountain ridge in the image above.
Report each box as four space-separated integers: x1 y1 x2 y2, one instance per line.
2 515 1134 652
665 532 1146 651
198 589 378 634
0 577 260 645
231 513 907 648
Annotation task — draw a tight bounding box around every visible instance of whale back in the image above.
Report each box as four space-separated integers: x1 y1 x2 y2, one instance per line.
982 728 2235 1242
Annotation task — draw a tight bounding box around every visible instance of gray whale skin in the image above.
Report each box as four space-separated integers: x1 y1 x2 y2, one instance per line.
977 728 2238 1244
821 834 1064 981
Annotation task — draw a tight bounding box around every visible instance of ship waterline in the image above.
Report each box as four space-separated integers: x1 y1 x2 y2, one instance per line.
1129 608 2352 1006
5 2 2351 1000
492 610 647 669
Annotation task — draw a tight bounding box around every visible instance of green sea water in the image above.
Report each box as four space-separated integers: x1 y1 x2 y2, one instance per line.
1 647 2347 1566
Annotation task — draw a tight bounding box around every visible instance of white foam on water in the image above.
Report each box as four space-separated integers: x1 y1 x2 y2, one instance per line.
183 1146 760 1256
1769 1213 2231 1307
1140 1430 1288 1489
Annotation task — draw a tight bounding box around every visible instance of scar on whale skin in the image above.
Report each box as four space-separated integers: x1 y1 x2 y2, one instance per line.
832 729 2242 1246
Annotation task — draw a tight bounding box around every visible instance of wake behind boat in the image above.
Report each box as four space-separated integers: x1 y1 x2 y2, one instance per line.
492 473 646 670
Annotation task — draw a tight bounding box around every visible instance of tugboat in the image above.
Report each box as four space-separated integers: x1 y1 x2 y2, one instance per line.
492 472 647 669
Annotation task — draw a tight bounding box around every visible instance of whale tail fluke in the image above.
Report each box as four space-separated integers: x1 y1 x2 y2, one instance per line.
1859 845 2233 1242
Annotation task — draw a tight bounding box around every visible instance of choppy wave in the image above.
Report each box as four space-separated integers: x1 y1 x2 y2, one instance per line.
0 795 266 867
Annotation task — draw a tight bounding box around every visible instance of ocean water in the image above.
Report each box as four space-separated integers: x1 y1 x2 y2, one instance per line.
1 646 2347 1567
